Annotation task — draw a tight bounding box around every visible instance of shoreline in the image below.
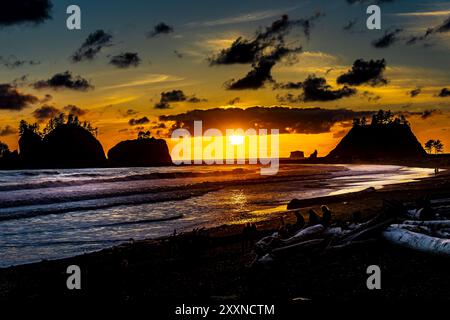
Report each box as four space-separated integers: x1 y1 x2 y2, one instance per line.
1 167 449 305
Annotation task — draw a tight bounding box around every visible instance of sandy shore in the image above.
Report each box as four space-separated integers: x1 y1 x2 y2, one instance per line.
1 168 449 311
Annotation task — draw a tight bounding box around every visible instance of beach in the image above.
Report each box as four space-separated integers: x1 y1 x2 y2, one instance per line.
0 164 449 309
0 163 435 267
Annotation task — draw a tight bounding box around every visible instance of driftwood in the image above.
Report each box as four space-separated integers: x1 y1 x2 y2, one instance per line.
272 239 325 255
402 220 450 228
281 225 324 246
383 226 450 256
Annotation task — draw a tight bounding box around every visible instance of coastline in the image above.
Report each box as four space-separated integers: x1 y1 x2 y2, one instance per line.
1 166 449 306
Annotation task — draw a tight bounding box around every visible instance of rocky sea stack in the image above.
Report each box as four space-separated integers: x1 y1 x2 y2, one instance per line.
108 136 172 167
327 111 426 161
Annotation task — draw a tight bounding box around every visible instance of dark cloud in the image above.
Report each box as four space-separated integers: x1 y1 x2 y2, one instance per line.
214 14 325 90
209 14 321 66
0 125 17 136
420 109 442 119
438 88 450 97
174 50 183 58
63 105 87 116
71 30 113 62
225 57 276 90
40 94 53 103
0 83 38 110
0 56 40 69
32 105 61 122
0 0 52 26
337 59 388 86
158 106 373 135
273 81 303 90
33 71 93 91
154 90 206 109
343 19 357 31
118 109 139 117
409 87 421 98
407 16 450 45
361 90 381 102
228 97 241 105
129 116 150 126
109 52 141 68
225 45 301 90
147 22 174 38
372 29 403 48
277 76 356 102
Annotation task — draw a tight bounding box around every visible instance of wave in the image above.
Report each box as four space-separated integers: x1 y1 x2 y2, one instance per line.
0 168 256 192
0 187 216 221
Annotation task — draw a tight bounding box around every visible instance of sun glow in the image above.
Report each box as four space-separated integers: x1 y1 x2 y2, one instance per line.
229 135 245 145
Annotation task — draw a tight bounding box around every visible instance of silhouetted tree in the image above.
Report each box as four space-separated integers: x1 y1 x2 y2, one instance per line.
425 139 434 154
425 139 444 154
0 141 9 158
433 140 444 154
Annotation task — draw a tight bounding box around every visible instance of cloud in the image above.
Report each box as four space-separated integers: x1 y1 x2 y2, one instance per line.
225 45 302 90
0 83 39 110
277 75 356 102
438 88 450 97
63 105 87 116
0 0 52 26
406 15 450 45
128 116 150 126
0 56 40 69
33 71 93 91
209 14 321 66
210 14 324 90
158 106 373 135
0 125 17 136
343 19 357 31
154 90 207 109
409 87 421 97
361 90 381 102
420 109 442 119
273 81 303 90
372 29 403 48
337 59 388 86
174 50 183 58
228 97 241 105
32 105 61 122
109 52 141 68
71 30 113 62
187 7 299 27
147 22 174 38
118 109 139 117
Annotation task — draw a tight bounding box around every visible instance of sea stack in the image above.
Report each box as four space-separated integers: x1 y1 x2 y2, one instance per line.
108 137 172 167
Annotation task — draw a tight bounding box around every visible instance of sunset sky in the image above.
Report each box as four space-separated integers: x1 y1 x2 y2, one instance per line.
1 0 450 158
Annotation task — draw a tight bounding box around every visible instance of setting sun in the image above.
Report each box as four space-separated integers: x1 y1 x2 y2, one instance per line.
229 135 245 145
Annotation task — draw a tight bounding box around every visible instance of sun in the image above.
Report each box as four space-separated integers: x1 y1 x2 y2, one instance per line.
229 135 245 145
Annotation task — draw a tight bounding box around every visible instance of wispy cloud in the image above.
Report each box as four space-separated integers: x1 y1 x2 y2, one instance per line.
186 6 300 27
395 10 450 17
101 74 184 90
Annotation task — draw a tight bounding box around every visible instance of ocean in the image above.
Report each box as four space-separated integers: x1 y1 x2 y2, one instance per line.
0 164 434 267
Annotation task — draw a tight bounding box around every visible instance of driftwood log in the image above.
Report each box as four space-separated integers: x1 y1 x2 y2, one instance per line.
383 226 450 256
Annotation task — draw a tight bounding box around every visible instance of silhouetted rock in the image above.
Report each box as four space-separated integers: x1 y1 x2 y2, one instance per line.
309 150 318 159
108 138 172 167
43 125 106 168
18 130 44 167
327 123 426 161
290 151 304 159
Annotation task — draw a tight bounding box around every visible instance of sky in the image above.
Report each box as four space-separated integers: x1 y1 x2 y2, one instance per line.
1 0 450 157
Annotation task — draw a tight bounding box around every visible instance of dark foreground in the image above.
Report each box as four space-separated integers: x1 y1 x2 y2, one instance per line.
0 170 449 314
